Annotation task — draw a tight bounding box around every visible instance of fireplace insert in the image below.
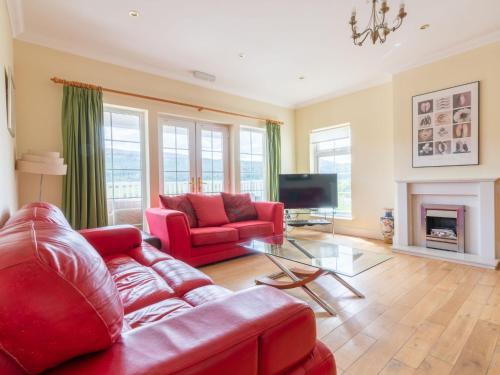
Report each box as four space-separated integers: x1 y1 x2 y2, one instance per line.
421 204 465 253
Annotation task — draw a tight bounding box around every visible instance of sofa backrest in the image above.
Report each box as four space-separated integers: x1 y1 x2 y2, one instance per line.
4 202 71 228
0 204 123 374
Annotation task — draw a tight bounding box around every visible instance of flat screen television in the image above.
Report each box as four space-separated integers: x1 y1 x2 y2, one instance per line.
279 174 338 209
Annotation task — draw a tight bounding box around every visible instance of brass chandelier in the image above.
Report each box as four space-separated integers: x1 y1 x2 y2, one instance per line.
350 0 407 46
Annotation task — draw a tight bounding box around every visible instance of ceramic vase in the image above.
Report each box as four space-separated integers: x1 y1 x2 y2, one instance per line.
380 208 394 244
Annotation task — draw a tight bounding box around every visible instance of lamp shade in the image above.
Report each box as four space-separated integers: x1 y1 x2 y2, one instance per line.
16 151 67 175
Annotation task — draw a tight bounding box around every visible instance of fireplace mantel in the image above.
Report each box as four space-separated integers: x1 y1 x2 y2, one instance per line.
393 178 499 269
396 177 498 183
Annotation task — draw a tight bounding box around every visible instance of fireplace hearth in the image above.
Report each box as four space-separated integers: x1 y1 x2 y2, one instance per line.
421 204 465 253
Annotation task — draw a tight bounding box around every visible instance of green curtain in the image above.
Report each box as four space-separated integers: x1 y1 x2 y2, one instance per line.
266 120 281 201
62 85 108 229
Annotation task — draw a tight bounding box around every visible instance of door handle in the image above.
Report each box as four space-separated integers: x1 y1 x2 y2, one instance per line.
197 177 202 192
190 177 195 193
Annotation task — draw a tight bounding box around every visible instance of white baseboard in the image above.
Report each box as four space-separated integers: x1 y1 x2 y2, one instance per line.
335 225 384 240
297 222 384 241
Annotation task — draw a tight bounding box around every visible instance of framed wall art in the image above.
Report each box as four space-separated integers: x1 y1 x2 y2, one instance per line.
3 66 15 138
412 81 479 168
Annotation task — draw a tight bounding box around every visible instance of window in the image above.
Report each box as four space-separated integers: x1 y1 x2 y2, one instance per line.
240 127 266 201
104 106 147 228
311 125 352 218
200 126 226 194
160 117 229 196
161 120 194 195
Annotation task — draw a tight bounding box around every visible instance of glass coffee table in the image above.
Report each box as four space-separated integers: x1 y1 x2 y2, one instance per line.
241 235 392 316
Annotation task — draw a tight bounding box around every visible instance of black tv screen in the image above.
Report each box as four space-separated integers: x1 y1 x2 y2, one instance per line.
279 174 338 209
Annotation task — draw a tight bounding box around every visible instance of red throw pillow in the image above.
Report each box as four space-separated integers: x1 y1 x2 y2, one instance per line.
221 192 258 222
186 194 229 227
159 194 198 228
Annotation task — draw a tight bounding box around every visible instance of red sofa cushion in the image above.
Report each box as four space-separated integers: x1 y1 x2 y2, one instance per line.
159 194 198 228
125 298 193 329
190 226 239 246
105 254 176 314
221 192 258 222
223 220 274 239
187 194 229 227
0 222 123 374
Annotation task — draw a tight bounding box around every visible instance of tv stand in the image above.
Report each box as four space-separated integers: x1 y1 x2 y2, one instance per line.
286 219 331 227
284 209 334 236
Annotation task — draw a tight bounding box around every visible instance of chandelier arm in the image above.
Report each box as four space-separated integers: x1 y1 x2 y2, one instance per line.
391 16 404 32
370 1 378 35
355 29 373 46
379 4 387 29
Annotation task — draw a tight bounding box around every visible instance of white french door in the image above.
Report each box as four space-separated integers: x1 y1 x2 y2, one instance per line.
160 117 229 195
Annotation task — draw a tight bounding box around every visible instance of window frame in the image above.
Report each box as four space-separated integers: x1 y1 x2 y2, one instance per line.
104 104 148 228
196 122 231 194
157 115 231 196
158 116 197 196
310 124 352 220
238 125 267 201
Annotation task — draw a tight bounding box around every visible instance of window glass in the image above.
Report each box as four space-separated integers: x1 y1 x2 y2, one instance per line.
104 107 146 227
311 125 352 218
240 127 266 201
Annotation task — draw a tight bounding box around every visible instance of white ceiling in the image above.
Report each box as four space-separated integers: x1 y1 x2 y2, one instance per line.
8 0 500 108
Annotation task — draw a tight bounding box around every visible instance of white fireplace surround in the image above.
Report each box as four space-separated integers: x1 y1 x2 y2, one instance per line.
393 178 499 269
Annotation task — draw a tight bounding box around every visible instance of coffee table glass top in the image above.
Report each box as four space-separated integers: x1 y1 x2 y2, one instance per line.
241 235 392 277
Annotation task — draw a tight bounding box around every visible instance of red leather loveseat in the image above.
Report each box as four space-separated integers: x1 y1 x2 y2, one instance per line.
146 193 284 267
0 202 335 374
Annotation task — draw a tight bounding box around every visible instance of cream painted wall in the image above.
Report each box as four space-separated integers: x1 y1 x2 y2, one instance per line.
393 42 500 180
393 42 500 248
295 84 394 239
14 40 295 209
0 0 17 225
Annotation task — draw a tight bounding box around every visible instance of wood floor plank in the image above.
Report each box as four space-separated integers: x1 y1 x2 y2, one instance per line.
399 287 451 328
487 343 500 375
362 304 412 340
394 321 445 369
333 333 376 371
479 271 499 287
380 359 416 375
430 299 484 364
416 355 453 375
321 303 387 350
427 270 479 327
451 320 500 375
344 323 414 375
482 285 500 325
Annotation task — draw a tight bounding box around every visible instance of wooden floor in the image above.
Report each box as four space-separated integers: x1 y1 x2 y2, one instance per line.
200 229 500 375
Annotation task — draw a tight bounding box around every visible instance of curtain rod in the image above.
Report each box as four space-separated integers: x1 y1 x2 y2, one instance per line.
50 77 283 125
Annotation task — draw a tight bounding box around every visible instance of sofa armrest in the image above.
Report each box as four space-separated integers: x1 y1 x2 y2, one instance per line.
254 201 284 236
47 286 318 375
145 208 192 261
78 225 142 257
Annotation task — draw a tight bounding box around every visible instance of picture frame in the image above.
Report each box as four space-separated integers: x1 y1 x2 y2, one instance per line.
6 67 15 138
412 81 479 168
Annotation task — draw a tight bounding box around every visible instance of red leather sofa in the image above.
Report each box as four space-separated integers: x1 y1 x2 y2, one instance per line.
146 198 284 267
0 202 335 374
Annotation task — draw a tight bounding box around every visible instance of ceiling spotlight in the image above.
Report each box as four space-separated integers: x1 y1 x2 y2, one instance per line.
298 76 305 80
129 10 139 17
420 24 430 30
193 71 216 82
238 52 246 59
394 42 402 48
